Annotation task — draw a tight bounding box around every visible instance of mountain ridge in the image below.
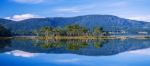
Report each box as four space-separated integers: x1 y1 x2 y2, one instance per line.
0 15 150 35
1 15 150 23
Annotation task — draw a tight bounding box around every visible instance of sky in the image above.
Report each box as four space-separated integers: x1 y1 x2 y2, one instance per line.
0 0 150 21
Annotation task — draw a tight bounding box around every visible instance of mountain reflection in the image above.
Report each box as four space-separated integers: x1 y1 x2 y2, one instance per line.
1 38 150 56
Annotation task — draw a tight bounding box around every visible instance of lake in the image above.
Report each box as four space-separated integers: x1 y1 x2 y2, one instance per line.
0 38 150 66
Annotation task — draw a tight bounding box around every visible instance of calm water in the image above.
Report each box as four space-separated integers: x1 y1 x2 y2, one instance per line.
0 38 150 66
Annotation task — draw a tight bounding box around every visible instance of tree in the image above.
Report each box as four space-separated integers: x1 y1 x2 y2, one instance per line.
53 27 63 36
37 24 106 37
80 27 88 36
0 24 11 37
66 24 79 36
40 26 53 37
66 24 88 36
94 27 104 36
33 30 40 36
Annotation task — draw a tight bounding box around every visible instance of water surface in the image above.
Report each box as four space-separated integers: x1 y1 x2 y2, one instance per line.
0 38 150 66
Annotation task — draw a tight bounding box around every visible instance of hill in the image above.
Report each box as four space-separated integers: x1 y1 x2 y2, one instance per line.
0 15 150 35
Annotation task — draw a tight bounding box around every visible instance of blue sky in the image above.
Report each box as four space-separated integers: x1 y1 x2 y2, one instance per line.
0 0 150 21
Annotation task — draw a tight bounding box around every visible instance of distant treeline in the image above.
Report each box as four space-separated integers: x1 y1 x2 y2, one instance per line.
0 24 11 37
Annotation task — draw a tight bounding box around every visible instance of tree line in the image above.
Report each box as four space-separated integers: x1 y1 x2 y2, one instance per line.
0 24 12 37
33 24 107 37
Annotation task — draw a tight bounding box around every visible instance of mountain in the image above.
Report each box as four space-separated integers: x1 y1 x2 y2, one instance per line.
0 15 150 35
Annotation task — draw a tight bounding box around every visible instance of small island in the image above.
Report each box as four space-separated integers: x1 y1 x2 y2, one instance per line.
32 24 109 40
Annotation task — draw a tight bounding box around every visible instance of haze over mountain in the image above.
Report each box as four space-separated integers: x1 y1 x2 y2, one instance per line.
0 15 150 35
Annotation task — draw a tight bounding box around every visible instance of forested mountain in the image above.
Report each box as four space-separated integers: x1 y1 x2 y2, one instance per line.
0 15 150 35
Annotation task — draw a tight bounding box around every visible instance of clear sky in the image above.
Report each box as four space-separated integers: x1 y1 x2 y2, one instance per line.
0 0 150 21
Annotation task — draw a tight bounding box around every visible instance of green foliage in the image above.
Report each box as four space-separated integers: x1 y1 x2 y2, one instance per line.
40 26 53 36
66 24 88 36
33 24 106 37
94 27 104 36
94 27 103 34
0 24 11 37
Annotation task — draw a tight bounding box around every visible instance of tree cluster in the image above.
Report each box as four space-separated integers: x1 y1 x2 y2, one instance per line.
33 24 106 37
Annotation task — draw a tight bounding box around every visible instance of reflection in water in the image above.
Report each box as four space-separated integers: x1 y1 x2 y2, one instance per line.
5 50 38 58
0 38 150 56
0 39 11 52
127 48 150 56
1 38 150 66
34 39 107 51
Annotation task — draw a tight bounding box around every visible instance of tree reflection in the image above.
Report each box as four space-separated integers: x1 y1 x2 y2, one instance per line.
66 41 88 50
93 40 108 48
34 39 108 51
0 39 11 51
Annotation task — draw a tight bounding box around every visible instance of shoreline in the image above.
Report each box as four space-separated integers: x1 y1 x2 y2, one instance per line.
1 35 150 40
